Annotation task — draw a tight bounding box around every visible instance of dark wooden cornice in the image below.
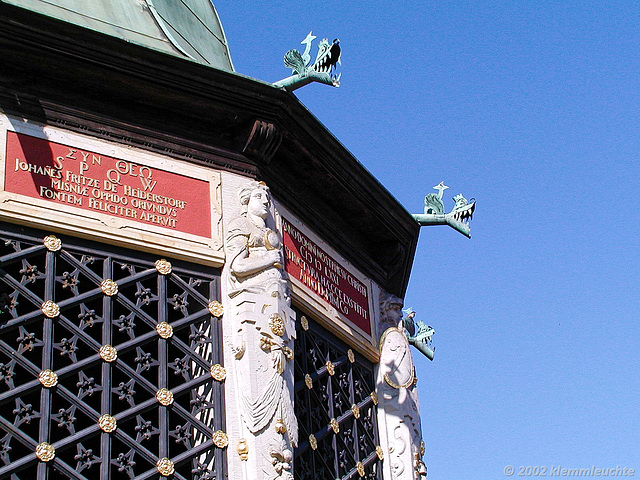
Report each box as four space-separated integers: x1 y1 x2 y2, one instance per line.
0 2 419 296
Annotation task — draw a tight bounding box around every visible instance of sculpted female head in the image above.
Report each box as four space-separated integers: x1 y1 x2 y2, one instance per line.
238 181 270 219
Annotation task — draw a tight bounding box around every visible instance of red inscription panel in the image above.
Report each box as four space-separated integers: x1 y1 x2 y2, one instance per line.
4 131 211 237
283 218 371 335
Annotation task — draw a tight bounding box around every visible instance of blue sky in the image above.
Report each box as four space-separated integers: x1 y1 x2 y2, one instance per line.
217 2 640 478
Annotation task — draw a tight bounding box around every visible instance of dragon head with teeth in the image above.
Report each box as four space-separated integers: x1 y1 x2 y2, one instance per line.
274 32 342 92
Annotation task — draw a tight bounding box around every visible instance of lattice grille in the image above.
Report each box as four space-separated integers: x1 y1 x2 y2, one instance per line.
294 311 382 480
0 225 225 479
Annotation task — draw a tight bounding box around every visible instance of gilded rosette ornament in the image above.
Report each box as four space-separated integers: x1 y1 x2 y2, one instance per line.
210 364 226 381
330 418 339 434
98 414 117 433
305 374 313 389
208 301 224 317
99 344 118 362
300 315 309 330
347 349 355 363
356 461 365 477
156 388 174 406
326 360 335 376
35 442 55 462
370 391 378 405
351 404 360 419
155 322 173 339
212 430 228 448
43 235 62 252
41 300 60 318
39 369 58 388
155 259 172 275
268 313 285 336
100 279 118 296
156 457 175 476
283 346 293 360
308 434 317 451
376 446 384 460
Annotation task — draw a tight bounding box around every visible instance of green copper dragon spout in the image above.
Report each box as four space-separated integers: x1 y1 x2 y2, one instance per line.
274 32 341 92
412 182 476 238
402 308 435 361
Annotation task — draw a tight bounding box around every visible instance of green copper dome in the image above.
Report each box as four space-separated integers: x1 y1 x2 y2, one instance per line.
1 0 234 71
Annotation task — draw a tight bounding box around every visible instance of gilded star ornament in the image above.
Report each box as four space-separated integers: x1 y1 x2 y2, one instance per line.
100 279 118 296
300 315 309 330
155 322 173 339
155 259 172 275
156 457 175 476
98 414 117 433
309 434 318 450
39 369 58 388
351 404 360 419
99 345 117 362
212 430 228 448
208 301 224 317
209 364 226 381
43 235 62 251
35 442 55 462
41 300 60 318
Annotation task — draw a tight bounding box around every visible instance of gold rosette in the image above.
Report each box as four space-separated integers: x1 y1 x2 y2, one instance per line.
156 457 175 476
98 414 117 433
155 259 172 275
43 235 62 252
351 404 360 419
376 446 384 460
156 388 174 406
356 461 365 477
309 434 317 451
347 349 355 363
212 430 228 448
370 391 378 405
300 315 309 331
38 369 58 388
326 360 335 376
99 345 117 362
100 279 118 296
210 364 226 382
330 418 339 434
305 374 313 389
155 322 173 339
208 301 223 317
35 442 55 462
41 301 60 318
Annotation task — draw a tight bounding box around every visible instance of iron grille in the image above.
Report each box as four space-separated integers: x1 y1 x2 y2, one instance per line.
294 310 382 480
0 224 225 479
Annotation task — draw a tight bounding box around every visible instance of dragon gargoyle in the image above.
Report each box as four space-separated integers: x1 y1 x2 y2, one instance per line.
412 182 476 238
402 308 435 361
274 32 341 92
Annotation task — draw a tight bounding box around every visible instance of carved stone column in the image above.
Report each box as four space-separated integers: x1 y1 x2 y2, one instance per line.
376 292 427 480
222 180 297 480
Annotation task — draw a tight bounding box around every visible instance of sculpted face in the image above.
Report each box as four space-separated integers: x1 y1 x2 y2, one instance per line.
247 188 269 219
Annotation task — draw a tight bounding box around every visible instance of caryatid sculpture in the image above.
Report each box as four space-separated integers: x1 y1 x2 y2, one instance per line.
377 293 427 480
223 181 297 480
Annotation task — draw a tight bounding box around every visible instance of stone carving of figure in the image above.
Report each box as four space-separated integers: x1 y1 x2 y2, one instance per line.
223 180 297 480
378 292 427 480
225 181 285 298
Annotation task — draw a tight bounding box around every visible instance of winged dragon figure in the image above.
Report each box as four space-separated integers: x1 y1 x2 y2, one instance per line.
274 31 341 91
412 182 476 238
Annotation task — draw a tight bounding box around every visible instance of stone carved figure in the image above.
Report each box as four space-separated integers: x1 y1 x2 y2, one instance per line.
377 292 427 480
223 181 297 480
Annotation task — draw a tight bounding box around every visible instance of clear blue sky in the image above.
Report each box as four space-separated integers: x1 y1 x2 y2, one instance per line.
216 2 640 479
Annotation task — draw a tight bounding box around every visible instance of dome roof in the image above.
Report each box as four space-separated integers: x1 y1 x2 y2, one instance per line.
2 0 234 71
